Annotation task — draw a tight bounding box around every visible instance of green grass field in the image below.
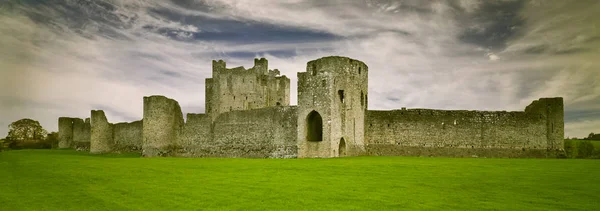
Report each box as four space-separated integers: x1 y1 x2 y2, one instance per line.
1 150 598 210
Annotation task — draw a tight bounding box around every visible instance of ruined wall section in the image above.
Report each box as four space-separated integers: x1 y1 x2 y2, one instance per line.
58 117 74 149
72 118 91 150
90 110 113 154
142 95 184 157
525 97 564 150
113 120 143 152
206 58 290 120
58 117 90 149
297 56 368 158
177 113 212 156
267 74 290 107
365 98 564 157
198 106 298 158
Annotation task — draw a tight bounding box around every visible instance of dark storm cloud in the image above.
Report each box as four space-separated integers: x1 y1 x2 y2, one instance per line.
14 0 133 40
148 7 341 44
166 0 215 12
225 50 297 60
386 96 401 102
522 44 592 55
458 0 525 51
522 45 547 54
565 110 600 122
92 105 140 122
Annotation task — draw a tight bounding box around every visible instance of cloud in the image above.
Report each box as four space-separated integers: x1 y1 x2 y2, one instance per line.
565 119 600 139
0 0 598 139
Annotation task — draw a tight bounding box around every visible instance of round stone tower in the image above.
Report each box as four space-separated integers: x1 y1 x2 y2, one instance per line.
142 95 184 157
296 56 368 158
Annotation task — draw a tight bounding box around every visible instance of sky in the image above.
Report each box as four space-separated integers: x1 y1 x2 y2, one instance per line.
0 0 598 138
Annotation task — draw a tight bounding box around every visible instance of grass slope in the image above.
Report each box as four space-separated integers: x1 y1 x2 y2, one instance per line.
1 150 598 210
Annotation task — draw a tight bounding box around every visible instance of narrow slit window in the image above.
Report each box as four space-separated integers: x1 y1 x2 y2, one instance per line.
338 90 345 103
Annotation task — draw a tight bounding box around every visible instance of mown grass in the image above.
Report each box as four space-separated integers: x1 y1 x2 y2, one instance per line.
1 150 599 211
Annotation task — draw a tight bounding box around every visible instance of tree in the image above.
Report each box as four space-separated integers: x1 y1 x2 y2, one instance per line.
5 119 48 149
577 141 595 158
587 133 595 140
44 132 59 149
0 138 5 151
586 133 600 140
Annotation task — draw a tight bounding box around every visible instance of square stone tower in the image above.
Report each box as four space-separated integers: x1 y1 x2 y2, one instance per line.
297 56 368 158
205 58 290 120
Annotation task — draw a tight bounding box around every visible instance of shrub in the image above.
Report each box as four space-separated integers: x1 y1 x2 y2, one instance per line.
563 140 575 158
45 132 59 149
14 139 51 149
576 141 594 158
0 138 5 151
591 145 600 159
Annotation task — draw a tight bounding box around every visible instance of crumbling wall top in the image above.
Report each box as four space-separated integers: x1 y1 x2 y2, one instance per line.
305 56 368 76
211 58 273 77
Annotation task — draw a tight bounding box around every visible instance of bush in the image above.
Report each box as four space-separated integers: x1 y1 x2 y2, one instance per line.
593 149 600 159
564 140 575 158
13 139 51 149
576 141 594 158
0 138 5 151
45 132 59 149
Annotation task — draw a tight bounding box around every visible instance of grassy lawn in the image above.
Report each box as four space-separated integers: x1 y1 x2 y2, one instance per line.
1 150 598 210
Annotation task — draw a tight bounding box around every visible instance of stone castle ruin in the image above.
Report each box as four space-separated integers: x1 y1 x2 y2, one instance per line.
57 56 564 158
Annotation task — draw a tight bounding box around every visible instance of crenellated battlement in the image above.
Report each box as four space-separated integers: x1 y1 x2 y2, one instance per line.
211 58 274 77
269 69 281 77
212 59 226 72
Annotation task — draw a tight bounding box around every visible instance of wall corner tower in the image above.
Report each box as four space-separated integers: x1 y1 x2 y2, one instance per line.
297 56 368 158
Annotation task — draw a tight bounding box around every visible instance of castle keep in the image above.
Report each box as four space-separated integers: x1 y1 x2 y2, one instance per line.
57 56 564 158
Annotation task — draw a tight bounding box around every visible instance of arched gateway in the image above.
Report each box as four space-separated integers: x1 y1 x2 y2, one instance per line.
339 138 347 157
306 111 323 142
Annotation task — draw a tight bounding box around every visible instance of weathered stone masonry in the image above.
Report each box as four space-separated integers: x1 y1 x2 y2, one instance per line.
365 97 564 158
113 120 143 152
142 95 184 157
90 110 113 154
58 117 90 150
58 56 564 158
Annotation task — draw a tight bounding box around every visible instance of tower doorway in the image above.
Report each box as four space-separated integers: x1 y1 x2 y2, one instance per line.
306 111 323 142
339 138 346 157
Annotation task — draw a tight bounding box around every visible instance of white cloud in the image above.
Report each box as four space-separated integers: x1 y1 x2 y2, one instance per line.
487 52 500 61
565 119 600 139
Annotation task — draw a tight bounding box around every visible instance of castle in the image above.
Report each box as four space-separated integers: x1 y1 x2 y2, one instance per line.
57 56 564 158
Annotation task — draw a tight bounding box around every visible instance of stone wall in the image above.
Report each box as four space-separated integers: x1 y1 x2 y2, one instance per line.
90 110 113 154
365 98 564 158
177 113 212 155
190 106 298 158
58 117 74 149
525 97 564 150
113 120 143 152
72 118 91 150
142 95 184 157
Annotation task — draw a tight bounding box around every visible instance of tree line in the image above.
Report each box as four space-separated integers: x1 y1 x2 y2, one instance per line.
0 119 58 151
583 133 600 140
